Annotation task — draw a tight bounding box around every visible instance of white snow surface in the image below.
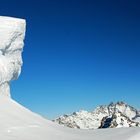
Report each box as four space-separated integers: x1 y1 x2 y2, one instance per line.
0 16 25 97
0 95 140 140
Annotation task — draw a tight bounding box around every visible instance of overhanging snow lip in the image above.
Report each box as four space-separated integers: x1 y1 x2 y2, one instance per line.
0 16 26 30
0 16 25 22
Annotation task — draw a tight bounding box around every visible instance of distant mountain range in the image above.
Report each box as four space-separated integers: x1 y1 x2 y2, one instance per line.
53 102 140 129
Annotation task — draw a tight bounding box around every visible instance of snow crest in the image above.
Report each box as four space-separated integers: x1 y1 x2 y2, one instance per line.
0 16 26 97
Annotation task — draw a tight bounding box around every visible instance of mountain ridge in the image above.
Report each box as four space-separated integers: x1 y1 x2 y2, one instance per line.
53 101 140 129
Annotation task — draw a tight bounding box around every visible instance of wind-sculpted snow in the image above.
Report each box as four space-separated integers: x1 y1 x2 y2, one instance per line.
0 16 26 97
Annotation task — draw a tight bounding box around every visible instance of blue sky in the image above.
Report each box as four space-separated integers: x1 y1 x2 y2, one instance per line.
1 0 140 119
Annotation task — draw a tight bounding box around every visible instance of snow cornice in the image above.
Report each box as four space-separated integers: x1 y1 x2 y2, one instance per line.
0 16 26 97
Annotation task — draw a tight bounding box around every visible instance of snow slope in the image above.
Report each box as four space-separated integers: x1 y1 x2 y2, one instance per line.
0 95 140 140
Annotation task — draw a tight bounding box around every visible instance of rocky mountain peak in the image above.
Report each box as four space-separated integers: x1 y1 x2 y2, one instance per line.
53 102 140 129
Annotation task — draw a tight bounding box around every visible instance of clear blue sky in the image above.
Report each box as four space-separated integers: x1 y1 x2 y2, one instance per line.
1 0 140 119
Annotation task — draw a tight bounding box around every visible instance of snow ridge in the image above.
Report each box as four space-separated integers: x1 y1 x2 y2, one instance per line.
54 101 140 129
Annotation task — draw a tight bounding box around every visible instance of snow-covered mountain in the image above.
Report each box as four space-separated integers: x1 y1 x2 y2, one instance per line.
54 101 140 129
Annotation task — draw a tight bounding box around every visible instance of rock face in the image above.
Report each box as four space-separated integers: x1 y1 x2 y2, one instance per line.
54 102 140 129
0 16 26 97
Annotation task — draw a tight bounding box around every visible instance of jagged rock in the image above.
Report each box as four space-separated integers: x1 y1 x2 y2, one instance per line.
100 111 139 128
53 102 140 129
